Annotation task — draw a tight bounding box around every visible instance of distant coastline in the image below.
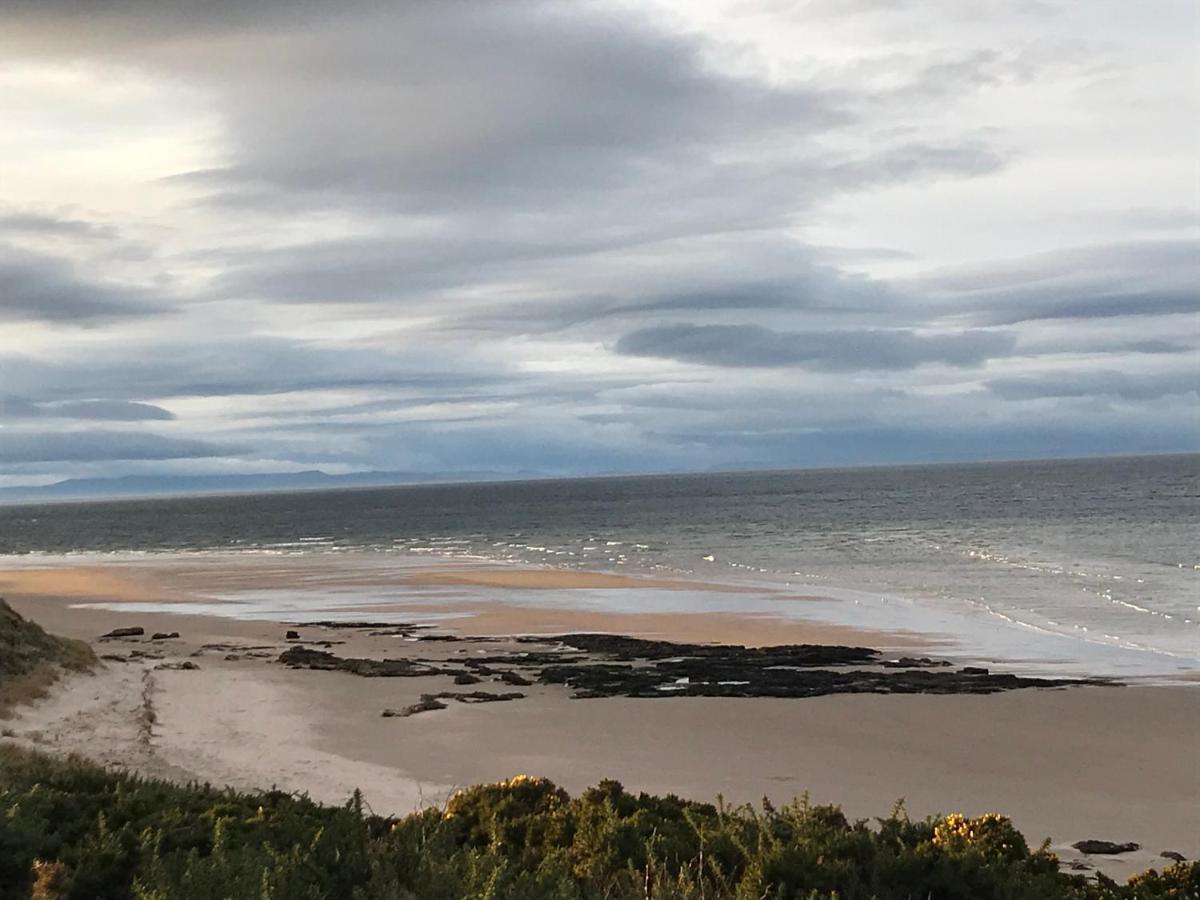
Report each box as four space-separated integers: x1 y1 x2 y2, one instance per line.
2 450 1195 505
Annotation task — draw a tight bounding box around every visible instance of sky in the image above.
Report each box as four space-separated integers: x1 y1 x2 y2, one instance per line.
1 0 1197 487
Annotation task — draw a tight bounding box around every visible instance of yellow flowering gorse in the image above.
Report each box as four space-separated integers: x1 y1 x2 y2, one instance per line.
933 813 1025 859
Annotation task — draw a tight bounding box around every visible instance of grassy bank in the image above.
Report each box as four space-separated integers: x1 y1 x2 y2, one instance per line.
0 600 94 717
0 745 1193 900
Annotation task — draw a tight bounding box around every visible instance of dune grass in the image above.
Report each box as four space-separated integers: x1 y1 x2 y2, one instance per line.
0 599 95 719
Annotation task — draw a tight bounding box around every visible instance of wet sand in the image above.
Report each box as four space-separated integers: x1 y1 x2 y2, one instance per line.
1 559 1197 880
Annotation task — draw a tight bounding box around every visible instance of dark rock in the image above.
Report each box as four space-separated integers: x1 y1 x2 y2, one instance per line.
497 670 533 686
278 645 453 678
538 655 1112 700
1160 851 1187 863
434 690 525 704
285 630 300 640
382 690 525 718
881 657 952 668
100 654 127 662
304 621 417 630
382 696 448 718
150 632 180 641
277 631 1115 701
551 633 879 666
128 649 164 660
101 626 144 638
1071 840 1141 855
155 661 199 671
418 634 459 642
369 627 423 637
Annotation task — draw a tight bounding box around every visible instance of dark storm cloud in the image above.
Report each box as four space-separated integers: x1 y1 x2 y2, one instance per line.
0 248 164 323
0 430 239 464
615 323 1015 370
0 397 174 421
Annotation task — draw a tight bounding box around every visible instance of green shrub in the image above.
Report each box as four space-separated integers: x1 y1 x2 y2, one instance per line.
0 744 1194 900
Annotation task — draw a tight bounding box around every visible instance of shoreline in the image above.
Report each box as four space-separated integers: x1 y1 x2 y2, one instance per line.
1 563 1197 881
2 548 1196 682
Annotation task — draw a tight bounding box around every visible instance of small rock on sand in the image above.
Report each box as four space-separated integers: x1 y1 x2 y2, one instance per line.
1160 851 1187 863
101 626 144 638
151 632 180 640
382 696 448 718
285 630 300 640
1071 840 1141 855
497 670 533 686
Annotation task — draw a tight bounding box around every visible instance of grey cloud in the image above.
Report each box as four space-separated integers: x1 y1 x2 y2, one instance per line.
0 430 239 463
823 141 1005 191
0 330 649 413
615 323 1015 370
574 270 896 325
917 240 1200 324
0 397 174 421
0 338 507 403
1121 340 1193 354
13 1 1004 231
136 3 840 222
0 211 118 241
0 248 165 323
987 370 1199 401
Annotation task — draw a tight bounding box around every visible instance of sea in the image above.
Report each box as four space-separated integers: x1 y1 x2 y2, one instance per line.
1 454 1197 680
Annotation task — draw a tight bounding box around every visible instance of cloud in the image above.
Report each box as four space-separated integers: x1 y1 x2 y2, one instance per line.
0 210 119 241
986 370 1199 401
0 397 174 420
615 323 1015 370
0 0 1195 485
0 248 165 323
915 240 1200 324
0 430 239 463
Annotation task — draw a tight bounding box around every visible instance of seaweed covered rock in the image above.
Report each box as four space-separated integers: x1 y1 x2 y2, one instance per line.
278 645 451 677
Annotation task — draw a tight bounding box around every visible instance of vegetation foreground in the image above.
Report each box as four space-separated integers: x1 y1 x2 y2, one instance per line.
0 746 1195 900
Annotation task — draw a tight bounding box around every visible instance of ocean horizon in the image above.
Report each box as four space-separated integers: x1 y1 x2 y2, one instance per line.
3 452 1196 680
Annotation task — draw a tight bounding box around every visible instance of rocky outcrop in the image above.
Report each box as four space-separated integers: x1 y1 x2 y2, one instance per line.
381 690 525 718
101 626 144 639
276 631 1116 701
1071 840 1141 855
278 645 454 677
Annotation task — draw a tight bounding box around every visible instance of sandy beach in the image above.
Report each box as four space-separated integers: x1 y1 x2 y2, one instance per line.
1 557 1197 881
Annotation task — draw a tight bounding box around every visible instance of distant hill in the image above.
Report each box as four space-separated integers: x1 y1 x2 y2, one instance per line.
0 469 544 504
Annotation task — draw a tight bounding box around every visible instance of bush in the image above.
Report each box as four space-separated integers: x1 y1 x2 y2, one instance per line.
0 745 1194 899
